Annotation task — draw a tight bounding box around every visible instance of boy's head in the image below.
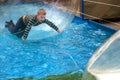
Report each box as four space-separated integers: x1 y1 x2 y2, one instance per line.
36 9 46 21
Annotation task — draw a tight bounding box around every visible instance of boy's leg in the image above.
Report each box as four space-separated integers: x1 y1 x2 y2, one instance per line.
5 20 17 33
5 16 26 38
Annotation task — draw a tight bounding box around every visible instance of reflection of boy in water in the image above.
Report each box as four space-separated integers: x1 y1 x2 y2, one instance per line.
5 9 61 40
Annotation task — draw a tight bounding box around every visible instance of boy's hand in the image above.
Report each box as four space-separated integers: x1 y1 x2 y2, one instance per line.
22 36 27 41
57 29 61 33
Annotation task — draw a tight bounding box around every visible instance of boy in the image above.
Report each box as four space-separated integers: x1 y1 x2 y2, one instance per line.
5 9 61 40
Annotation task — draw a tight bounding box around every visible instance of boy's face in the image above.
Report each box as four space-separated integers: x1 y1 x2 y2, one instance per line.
36 10 46 21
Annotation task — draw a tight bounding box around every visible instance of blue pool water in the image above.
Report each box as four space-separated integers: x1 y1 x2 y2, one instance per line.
0 3 115 79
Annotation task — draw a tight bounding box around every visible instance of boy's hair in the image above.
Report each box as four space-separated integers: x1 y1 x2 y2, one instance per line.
38 8 46 15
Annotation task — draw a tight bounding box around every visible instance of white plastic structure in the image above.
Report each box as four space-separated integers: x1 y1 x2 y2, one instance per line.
82 30 120 80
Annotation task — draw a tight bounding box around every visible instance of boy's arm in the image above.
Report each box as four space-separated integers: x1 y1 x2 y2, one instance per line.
44 19 60 32
22 19 33 40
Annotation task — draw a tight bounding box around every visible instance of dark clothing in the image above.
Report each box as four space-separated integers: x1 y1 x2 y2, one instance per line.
7 17 26 38
6 15 59 39
15 17 26 38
